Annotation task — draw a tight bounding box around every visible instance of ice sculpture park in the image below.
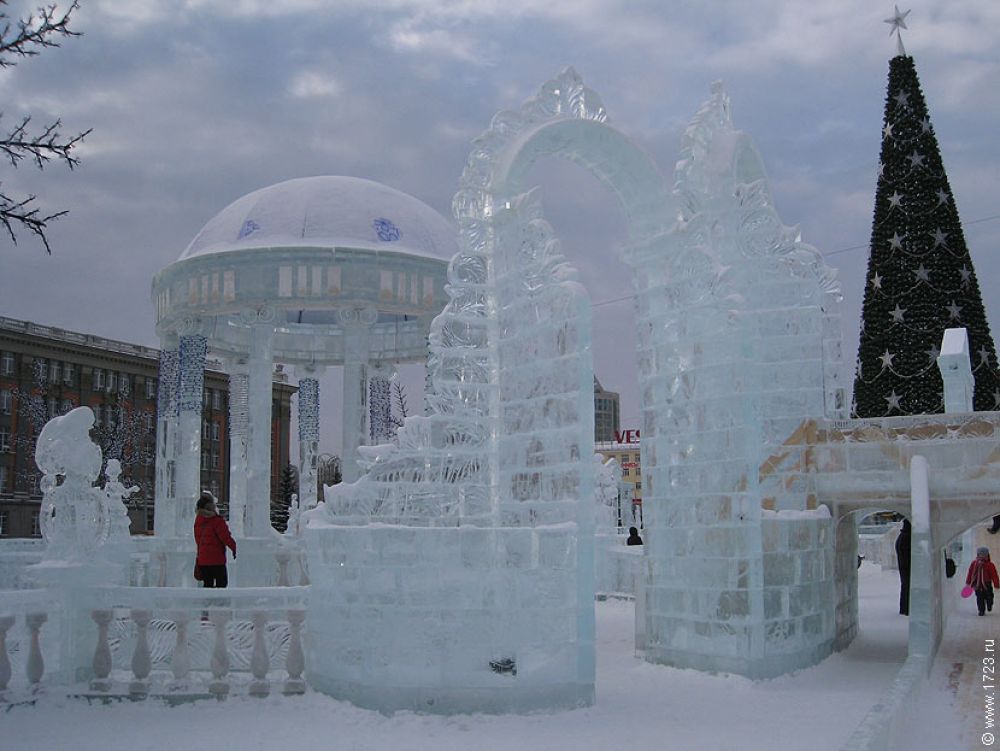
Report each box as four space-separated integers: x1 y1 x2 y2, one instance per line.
2 68 1000 746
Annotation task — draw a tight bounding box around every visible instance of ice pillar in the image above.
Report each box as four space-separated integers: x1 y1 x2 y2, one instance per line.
244 312 275 537
153 342 179 537
908 454 936 663
226 357 250 537
338 308 376 483
295 365 320 508
175 332 207 535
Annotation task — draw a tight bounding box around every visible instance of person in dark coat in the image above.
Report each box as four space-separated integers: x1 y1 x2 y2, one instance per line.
966 546 1000 617
895 519 911 616
989 516 1000 534
194 492 236 588
626 526 643 546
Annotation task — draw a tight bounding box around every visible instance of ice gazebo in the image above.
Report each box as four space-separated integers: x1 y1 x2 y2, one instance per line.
150 176 453 541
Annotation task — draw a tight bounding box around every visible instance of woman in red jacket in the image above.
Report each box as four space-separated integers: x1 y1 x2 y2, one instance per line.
194 492 236 588
966 546 1000 616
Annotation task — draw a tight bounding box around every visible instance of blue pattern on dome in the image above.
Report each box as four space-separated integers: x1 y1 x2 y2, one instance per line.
373 217 401 242
238 219 261 240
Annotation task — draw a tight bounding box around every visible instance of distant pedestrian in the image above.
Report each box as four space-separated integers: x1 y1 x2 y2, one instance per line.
626 526 643 546
989 516 1000 534
194 491 236 588
966 546 999 617
895 519 911 616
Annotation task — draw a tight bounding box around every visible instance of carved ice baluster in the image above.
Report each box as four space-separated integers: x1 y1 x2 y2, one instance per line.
249 610 270 697
25 612 47 690
0 615 14 693
169 611 191 688
209 608 231 698
129 609 152 697
283 609 306 695
90 610 113 692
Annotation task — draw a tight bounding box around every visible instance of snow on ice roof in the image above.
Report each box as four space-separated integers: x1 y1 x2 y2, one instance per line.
179 176 458 262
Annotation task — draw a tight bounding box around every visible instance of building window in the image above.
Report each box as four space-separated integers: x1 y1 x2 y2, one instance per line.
0 509 7 535
212 390 222 411
93 368 105 391
202 419 210 440
0 466 6 494
145 378 156 400
201 451 210 471
49 361 61 384
47 397 57 418
63 363 74 386
61 398 73 414
0 389 10 414
203 388 211 408
211 450 219 469
108 371 118 393
31 510 41 537
210 480 220 499
635 482 642 490
143 412 154 431
1 352 13 376
623 467 630 477
0 429 10 453
211 422 220 442
34 358 47 383
118 373 130 396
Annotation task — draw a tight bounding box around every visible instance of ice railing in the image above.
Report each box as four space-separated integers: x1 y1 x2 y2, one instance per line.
819 411 1000 441
0 586 307 700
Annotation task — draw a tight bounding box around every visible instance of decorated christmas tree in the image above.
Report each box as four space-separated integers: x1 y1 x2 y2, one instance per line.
852 10 1000 417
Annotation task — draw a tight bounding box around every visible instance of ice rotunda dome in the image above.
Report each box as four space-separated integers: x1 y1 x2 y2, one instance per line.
179 175 457 261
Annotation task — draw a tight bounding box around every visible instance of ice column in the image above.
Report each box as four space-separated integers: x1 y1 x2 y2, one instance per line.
338 308 376 483
226 357 250 536
368 363 397 445
908 455 935 660
175 331 207 535
154 344 179 537
243 310 275 537
295 365 320 508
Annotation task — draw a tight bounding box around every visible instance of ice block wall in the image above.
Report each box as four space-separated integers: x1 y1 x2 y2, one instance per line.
638 84 842 678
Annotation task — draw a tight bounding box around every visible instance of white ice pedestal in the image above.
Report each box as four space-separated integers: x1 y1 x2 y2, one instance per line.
305 525 594 713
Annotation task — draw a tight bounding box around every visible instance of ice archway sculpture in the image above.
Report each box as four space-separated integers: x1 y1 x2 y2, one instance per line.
306 69 844 710
306 68 674 713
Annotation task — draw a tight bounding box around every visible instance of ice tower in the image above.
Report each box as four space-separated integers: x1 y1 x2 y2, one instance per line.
638 84 845 678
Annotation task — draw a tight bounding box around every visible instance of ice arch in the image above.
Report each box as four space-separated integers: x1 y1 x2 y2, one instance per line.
305 68 673 714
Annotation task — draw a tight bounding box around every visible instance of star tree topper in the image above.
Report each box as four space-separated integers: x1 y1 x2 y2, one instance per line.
884 5 911 56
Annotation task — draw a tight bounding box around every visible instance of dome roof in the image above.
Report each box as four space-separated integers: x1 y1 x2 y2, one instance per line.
179 176 457 262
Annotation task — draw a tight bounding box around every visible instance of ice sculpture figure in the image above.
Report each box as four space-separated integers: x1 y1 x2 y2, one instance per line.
306 67 677 714
36 407 124 561
637 83 844 678
103 458 138 538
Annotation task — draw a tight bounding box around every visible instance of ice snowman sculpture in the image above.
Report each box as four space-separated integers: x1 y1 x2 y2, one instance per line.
35 407 120 561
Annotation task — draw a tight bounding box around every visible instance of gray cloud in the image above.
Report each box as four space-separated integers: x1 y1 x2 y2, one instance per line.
1 0 997 450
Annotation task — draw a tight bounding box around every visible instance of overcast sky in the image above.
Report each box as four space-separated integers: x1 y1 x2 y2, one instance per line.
1 0 998 450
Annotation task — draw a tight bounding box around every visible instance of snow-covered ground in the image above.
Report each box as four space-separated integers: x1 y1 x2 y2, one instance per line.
6 563 968 751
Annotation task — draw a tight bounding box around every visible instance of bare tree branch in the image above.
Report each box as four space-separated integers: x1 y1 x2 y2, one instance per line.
0 1 88 253
0 1 81 65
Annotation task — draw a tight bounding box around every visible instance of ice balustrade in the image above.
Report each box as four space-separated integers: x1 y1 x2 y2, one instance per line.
0 587 307 700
